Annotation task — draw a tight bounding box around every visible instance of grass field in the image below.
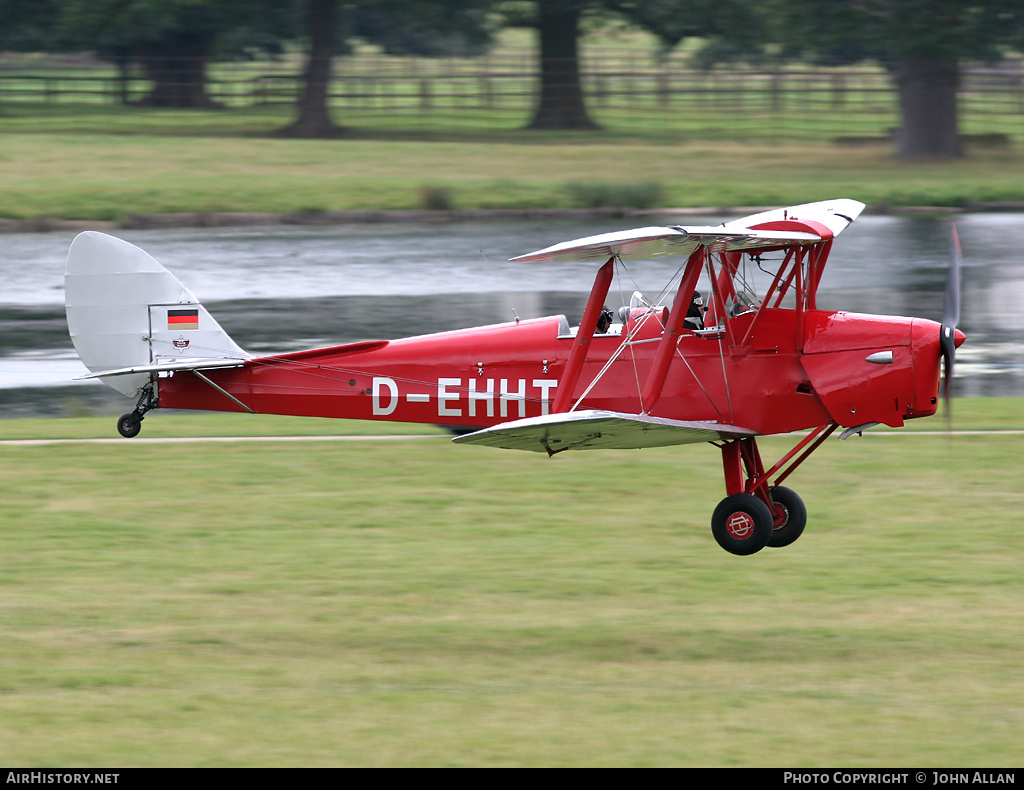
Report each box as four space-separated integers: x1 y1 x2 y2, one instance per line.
3 132 1024 223
1 400 1022 766
4 25 1024 222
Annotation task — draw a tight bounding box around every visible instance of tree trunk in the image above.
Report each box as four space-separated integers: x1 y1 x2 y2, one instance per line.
892 57 962 161
135 33 220 109
114 54 131 106
526 3 598 130
279 0 345 138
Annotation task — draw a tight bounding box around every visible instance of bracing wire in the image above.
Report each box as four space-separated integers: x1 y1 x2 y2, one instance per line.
571 255 711 415
480 248 520 324
707 254 735 424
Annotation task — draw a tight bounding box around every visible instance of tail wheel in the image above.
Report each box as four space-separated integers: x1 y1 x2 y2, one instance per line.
767 485 807 548
711 493 774 556
117 412 143 438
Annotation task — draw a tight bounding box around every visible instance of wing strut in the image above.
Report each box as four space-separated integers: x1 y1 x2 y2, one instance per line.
640 246 705 414
552 257 614 414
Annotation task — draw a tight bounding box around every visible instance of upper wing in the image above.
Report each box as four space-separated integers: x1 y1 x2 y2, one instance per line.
509 226 819 263
722 198 866 236
452 409 756 455
509 198 865 264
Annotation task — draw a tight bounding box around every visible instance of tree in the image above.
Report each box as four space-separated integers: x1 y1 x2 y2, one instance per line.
280 0 496 137
279 0 341 137
766 0 1024 161
515 0 758 130
351 0 494 56
0 0 64 51
524 1 598 129
57 0 298 108
608 0 763 55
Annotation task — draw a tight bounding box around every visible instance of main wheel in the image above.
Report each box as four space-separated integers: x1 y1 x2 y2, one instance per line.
117 412 142 438
711 493 774 556
767 485 807 548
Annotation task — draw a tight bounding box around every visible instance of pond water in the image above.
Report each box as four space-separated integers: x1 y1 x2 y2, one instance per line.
1 212 1022 417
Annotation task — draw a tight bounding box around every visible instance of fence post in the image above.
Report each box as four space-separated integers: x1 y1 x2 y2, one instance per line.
771 69 784 113
658 68 670 108
831 71 845 109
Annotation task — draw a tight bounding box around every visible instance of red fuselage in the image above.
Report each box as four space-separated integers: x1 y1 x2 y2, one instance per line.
157 306 954 436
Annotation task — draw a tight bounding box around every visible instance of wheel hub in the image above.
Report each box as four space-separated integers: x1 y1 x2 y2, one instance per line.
726 512 756 540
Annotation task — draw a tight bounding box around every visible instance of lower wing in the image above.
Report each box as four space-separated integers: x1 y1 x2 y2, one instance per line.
452 409 756 456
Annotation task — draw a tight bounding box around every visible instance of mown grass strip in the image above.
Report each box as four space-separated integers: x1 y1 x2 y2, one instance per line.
0 401 1021 765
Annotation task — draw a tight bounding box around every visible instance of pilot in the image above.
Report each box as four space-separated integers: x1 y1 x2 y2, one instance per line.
596 306 614 334
685 291 706 330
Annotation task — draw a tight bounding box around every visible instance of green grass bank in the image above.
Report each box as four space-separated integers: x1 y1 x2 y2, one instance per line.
3 131 1024 225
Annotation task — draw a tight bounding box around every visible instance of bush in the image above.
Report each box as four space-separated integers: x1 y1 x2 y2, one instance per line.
565 180 664 209
418 184 455 210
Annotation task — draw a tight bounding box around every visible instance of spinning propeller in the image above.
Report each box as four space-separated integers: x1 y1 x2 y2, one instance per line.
940 224 963 415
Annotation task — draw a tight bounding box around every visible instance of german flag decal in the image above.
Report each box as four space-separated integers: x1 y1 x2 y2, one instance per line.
167 308 200 331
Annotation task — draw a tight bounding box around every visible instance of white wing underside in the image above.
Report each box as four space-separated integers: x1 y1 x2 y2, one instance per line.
452 410 757 455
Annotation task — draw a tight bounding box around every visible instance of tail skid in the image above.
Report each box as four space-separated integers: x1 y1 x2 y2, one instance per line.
65 232 248 397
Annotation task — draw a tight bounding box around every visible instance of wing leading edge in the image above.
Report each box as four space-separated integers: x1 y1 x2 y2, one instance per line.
509 227 819 263
452 410 757 456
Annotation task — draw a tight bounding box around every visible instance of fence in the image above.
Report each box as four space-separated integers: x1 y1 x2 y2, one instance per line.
2 51 1023 144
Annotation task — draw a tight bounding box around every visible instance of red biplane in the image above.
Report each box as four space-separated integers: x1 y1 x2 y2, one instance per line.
65 199 964 555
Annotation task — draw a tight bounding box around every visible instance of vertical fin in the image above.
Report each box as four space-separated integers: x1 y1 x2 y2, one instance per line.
65 232 247 397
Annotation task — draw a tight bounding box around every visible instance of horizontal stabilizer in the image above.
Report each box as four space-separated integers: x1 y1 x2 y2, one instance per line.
75 357 247 381
452 410 757 455
510 198 865 263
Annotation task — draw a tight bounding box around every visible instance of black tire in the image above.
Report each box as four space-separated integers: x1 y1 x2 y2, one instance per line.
767 485 807 548
711 493 774 556
117 413 142 438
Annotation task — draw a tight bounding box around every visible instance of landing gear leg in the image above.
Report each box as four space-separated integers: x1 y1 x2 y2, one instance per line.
116 382 158 438
713 425 835 554
712 438 775 555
